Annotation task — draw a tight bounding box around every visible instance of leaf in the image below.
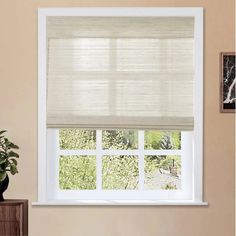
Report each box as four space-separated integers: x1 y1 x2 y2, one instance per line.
0 130 7 135
0 171 6 181
0 159 6 165
10 164 18 175
3 138 8 143
0 151 6 158
8 151 19 158
9 159 17 166
8 143 19 149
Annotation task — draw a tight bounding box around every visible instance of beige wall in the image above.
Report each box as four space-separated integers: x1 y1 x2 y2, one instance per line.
0 1 235 235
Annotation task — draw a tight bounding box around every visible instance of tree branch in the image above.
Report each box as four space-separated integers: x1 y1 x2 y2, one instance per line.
224 77 236 103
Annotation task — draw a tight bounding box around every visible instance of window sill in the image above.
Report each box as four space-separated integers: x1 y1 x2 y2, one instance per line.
32 200 208 206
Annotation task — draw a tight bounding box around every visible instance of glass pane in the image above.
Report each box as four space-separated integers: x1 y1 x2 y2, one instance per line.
59 155 96 190
59 129 96 150
102 155 139 190
144 155 181 190
102 130 138 150
144 131 181 150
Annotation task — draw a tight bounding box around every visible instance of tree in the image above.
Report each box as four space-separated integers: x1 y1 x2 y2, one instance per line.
223 55 235 104
158 132 180 177
102 130 138 189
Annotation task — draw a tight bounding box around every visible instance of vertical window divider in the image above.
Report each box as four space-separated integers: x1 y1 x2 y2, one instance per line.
181 131 194 199
47 128 60 200
55 129 60 192
96 130 102 191
138 130 145 190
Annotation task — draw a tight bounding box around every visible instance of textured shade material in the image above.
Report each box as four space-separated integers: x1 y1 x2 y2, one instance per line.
47 16 194 130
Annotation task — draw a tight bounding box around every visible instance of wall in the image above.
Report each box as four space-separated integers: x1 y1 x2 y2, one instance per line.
0 1 234 236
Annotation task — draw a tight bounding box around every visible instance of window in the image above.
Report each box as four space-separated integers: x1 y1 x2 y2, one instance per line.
47 129 192 201
38 8 204 205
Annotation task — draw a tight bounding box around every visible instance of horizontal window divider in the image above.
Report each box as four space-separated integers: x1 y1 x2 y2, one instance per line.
59 150 97 156
143 150 182 155
101 150 140 156
59 149 182 156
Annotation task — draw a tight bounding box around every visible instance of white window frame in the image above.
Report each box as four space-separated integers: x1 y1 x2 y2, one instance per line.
36 7 206 206
46 129 192 202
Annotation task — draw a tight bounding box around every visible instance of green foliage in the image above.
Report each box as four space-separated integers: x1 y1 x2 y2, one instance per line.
59 129 96 150
145 156 160 174
102 130 138 189
102 156 138 190
102 130 138 150
102 130 139 190
161 182 177 190
59 155 96 190
160 133 173 150
145 132 181 176
145 131 181 150
158 156 181 173
59 129 181 190
0 130 19 181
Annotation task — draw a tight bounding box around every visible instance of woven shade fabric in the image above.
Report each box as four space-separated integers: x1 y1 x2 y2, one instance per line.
47 16 194 130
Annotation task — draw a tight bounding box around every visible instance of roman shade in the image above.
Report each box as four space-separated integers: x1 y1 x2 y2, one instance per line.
46 16 194 130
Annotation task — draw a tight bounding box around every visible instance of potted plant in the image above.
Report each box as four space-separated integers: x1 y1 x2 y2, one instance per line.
0 130 19 201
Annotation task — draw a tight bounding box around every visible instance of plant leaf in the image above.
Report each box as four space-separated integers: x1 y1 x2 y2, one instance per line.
0 159 6 165
10 164 18 175
8 143 19 149
0 130 7 135
4 138 9 143
9 159 17 166
0 151 6 158
0 171 6 181
8 151 19 158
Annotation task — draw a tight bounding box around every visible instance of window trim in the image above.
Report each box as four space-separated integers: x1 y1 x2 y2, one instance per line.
37 7 204 205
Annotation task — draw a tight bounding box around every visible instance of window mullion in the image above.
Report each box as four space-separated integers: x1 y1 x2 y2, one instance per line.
96 130 103 191
181 131 194 199
47 128 60 200
138 130 145 190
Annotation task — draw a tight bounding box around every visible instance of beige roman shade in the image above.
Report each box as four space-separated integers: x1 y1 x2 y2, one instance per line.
46 16 194 130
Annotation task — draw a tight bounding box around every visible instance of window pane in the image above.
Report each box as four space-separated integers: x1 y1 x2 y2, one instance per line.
102 130 138 150
59 155 96 190
144 131 181 150
144 155 181 190
59 129 96 150
102 155 139 190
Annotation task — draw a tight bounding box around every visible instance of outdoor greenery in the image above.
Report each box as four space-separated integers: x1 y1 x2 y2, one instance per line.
144 131 181 189
59 129 181 190
60 129 96 150
59 155 96 190
0 130 19 182
102 155 139 190
102 130 138 150
145 131 181 150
